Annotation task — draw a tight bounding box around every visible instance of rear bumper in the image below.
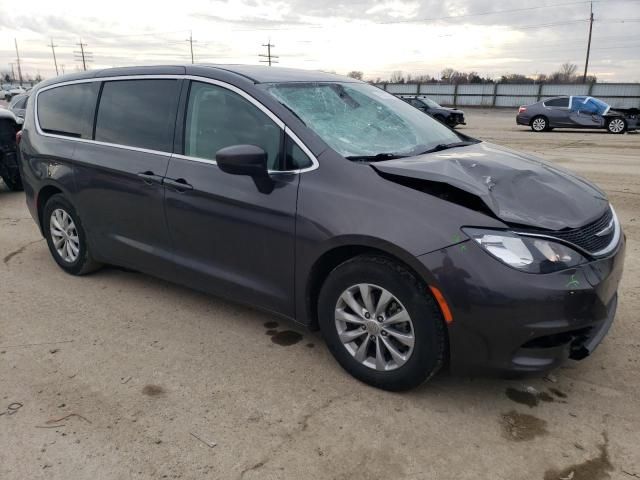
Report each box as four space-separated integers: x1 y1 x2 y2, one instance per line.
516 114 531 126
419 234 625 376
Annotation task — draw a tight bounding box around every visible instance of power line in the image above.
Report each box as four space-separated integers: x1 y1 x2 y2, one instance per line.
49 38 59 76
186 31 195 64
14 38 23 86
583 1 594 82
259 40 278 66
373 0 640 25
74 39 92 71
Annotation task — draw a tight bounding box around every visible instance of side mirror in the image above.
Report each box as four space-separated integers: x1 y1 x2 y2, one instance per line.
216 145 268 177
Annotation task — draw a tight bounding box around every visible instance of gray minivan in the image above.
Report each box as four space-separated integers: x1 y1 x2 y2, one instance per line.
19 65 624 390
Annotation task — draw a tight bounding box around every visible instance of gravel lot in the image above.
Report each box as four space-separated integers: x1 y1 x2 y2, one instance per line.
1 108 639 480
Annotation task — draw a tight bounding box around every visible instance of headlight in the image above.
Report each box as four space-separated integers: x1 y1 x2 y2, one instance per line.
462 228 587 273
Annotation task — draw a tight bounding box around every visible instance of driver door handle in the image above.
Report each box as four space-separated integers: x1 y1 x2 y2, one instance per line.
164 177 193 192
137 171 164 185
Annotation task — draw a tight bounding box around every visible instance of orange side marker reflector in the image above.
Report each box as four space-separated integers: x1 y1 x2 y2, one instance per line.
429 286 453 325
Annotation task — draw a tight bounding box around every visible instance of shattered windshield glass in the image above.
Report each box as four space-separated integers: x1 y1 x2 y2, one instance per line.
264 82 461 158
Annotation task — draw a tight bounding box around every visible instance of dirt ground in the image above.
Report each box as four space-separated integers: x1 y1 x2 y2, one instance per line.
1 108 639 480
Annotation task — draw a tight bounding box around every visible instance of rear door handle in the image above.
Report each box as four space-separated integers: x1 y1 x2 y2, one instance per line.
164 177 193 192
137 171 164 185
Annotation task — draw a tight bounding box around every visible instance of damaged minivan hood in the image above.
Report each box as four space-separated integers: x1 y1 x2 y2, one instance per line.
372 142 608 230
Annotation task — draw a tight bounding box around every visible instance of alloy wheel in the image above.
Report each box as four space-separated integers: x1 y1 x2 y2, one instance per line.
49 208 80 263
334 283 415 371
609 118 625 133
532 117 546 131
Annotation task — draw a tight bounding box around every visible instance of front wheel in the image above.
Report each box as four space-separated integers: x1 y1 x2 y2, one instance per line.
318 255 446 391
607 117 626 134
43 194 101 275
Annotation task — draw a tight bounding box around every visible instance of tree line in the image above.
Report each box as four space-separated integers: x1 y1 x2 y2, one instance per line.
349 63 597 84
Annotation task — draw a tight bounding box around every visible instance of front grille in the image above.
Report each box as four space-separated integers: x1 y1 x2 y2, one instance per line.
522 208 616 255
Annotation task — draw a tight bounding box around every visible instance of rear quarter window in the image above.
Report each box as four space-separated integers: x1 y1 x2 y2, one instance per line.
37 83 99 139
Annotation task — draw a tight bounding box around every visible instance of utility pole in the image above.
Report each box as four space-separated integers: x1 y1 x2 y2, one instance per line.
74 39 92 71
14 39 23 86
582 1 594 83
187 31 194 64
259 40 278 66
49 38 59 76
61 64 66 75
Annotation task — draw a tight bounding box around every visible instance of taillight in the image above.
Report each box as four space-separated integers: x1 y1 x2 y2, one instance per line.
518 106 527 113
16 130 22 145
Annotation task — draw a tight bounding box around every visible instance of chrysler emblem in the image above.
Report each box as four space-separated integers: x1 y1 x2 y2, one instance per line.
595 219 615 237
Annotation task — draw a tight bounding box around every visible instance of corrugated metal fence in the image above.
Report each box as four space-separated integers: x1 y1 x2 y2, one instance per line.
375 83 640 108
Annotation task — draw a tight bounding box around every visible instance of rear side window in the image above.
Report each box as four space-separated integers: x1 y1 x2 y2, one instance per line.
544 97 569 108
37 83 99 138
95 79 179 152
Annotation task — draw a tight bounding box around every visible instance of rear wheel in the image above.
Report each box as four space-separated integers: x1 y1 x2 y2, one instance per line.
531 115 549 132
318 255 446 391
607 117 626 134
43 194 101 275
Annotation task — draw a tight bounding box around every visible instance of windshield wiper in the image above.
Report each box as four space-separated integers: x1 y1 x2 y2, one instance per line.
345 153 409 162
416 141 476 155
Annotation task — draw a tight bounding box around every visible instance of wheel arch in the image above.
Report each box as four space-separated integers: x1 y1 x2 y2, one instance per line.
303 241 438 331
36 183 66 233
530 114 549 125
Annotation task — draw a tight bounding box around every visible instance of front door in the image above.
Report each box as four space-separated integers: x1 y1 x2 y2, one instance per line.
164 80 300 316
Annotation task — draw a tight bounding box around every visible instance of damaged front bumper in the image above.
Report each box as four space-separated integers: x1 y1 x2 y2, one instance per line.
419 234 625 376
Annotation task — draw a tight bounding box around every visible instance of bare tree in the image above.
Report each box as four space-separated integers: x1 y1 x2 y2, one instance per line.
560 62 578 78
347 71 363 80
389 71 405 83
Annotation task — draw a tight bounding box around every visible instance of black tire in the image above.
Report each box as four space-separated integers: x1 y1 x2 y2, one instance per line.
434 114 446 124
1 172 22 191
530 115 549 132
0 151 23 191
43 194 101 275
318 255 446 391
606 117 626 134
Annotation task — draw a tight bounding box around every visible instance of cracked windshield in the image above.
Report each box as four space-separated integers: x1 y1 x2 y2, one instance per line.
265 82 460 158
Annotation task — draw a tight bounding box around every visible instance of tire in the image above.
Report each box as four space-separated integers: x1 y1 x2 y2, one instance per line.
0 152 23 191
606 117 626 134
434 114 446 124
318 255 446 391
43 194 101 275
1 172 22 191
531 115 549 132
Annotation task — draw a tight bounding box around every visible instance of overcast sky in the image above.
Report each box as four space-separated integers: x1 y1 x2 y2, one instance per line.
1 0 639 82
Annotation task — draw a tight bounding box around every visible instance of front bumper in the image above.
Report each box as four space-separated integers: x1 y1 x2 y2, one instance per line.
419 235 625 376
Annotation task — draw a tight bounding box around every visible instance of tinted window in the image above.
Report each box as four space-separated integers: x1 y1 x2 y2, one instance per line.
184 81 282 169
284 136 312 170
544 97 569 108
95 79 179 152
37 83 99 138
